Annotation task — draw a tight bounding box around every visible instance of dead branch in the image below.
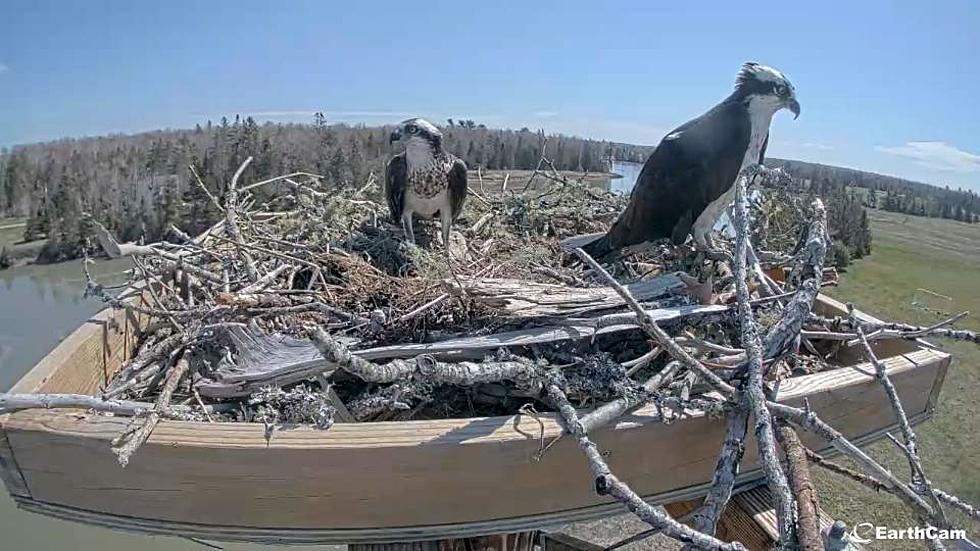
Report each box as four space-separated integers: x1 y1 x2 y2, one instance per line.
573 248 736 397
732 165 795 549
777 422 823 551
544 375 746 551
0 392 230 418
112 355 190 467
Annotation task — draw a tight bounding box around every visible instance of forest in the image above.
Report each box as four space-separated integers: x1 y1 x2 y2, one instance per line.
3 114 963 268
768 158 980 223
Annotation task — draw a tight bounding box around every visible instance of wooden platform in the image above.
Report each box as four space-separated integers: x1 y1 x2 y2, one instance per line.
0 294 950 544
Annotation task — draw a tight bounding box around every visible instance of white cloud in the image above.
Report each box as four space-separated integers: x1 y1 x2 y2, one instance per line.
244 110 416 119
533 111 558 118
0 63 9 74
801 142 834 151
876 141 980 173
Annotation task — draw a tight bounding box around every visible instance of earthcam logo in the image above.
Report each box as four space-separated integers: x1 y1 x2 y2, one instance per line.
849 522 967 543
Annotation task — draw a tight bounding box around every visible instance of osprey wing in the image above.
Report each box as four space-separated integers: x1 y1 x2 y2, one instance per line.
447 157 468 219
385 154 408 222
592 101 751 256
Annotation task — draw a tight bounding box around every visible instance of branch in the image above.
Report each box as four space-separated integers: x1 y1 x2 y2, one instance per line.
776 422 823 551
685 407 749 542
111 355 190 467
544 375 746 551
573 248 736 397
311 329 540 387
732 165 795 549
0 392 230 418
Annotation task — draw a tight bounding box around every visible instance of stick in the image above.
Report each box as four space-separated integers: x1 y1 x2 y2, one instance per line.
769 401 937 519
573 248 736 397
224 156 259 282
776 422 823 551
0 392 230 418
311 329 540 387
731 165 795 549
685 406 749 543
850 303 951 530
544 376 746 551
112 355 190 467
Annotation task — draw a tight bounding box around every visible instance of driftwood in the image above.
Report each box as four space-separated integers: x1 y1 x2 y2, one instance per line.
444 274 685 317
545 375 746 551
731 166 795 549
777 423 823 551
0 393 232 417
311 329 541 388
112 355 190 467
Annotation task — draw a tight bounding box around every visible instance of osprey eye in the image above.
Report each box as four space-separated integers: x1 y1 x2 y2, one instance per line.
775 84 788 96
407 125 418 134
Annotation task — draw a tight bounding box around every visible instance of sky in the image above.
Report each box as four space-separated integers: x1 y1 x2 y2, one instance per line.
1 0 978 191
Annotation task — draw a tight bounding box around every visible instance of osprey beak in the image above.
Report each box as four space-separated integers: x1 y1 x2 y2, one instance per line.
787 98 801 119
389 130 402 144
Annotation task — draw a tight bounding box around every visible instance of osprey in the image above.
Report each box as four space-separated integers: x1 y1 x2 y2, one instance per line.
582 62 800 260
385 118 468 248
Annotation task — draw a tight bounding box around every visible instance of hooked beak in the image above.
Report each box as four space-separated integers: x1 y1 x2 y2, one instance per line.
389 129 402 145
786 98 801 119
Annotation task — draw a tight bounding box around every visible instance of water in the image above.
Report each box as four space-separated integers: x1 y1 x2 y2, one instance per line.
609 160 643 195
0 259 339 551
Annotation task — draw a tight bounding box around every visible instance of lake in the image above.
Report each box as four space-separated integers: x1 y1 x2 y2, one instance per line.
0 258 341 550
609 160 643 195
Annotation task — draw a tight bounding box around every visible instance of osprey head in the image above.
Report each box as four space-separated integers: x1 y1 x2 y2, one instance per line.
735 62 800 119
389 118 443 149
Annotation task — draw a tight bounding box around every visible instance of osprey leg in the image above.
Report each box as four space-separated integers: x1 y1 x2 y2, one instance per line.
440 209 453 250
401 211 416 244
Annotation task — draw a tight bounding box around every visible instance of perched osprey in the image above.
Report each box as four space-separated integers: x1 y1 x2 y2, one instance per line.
582 63 800 260
385 118 468 247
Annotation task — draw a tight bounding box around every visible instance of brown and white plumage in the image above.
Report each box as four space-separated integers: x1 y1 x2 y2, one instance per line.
385 118 467 248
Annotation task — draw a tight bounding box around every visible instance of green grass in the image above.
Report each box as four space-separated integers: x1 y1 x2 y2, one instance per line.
0 217 28 249
816 209 980 548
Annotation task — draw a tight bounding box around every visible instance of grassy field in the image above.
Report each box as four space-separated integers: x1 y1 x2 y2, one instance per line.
0 217 27 248
817 209 980 548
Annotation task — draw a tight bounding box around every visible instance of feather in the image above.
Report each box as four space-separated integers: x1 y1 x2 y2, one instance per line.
447 157 468 219
384 154 407 222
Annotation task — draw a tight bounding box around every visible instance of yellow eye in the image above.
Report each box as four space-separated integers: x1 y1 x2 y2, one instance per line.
407 125 419 134
775 84 788 96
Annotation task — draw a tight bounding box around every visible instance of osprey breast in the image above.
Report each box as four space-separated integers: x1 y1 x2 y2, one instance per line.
408 165 449 199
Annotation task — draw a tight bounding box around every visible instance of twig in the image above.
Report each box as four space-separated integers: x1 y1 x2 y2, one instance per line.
685 406 749 542
732 165 795 549
112 355 191 467
573 248 736 397
544 375 746 551
776 422 823 551
0 392 230 417
851 303 951 530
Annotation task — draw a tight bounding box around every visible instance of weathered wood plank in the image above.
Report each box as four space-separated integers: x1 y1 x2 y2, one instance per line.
0 428 29 498
540 530 606 551
356 303 728 361
447 275 685 318
721 486 866 550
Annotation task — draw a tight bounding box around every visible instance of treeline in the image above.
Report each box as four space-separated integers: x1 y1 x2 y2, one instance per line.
769 158 980 223
0 115 645 262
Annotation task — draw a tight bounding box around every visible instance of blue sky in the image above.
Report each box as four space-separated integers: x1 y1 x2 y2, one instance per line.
1 0 978 190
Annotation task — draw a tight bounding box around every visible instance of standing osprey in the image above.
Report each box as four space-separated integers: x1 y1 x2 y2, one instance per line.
385 118 468 248
582 63 800 260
